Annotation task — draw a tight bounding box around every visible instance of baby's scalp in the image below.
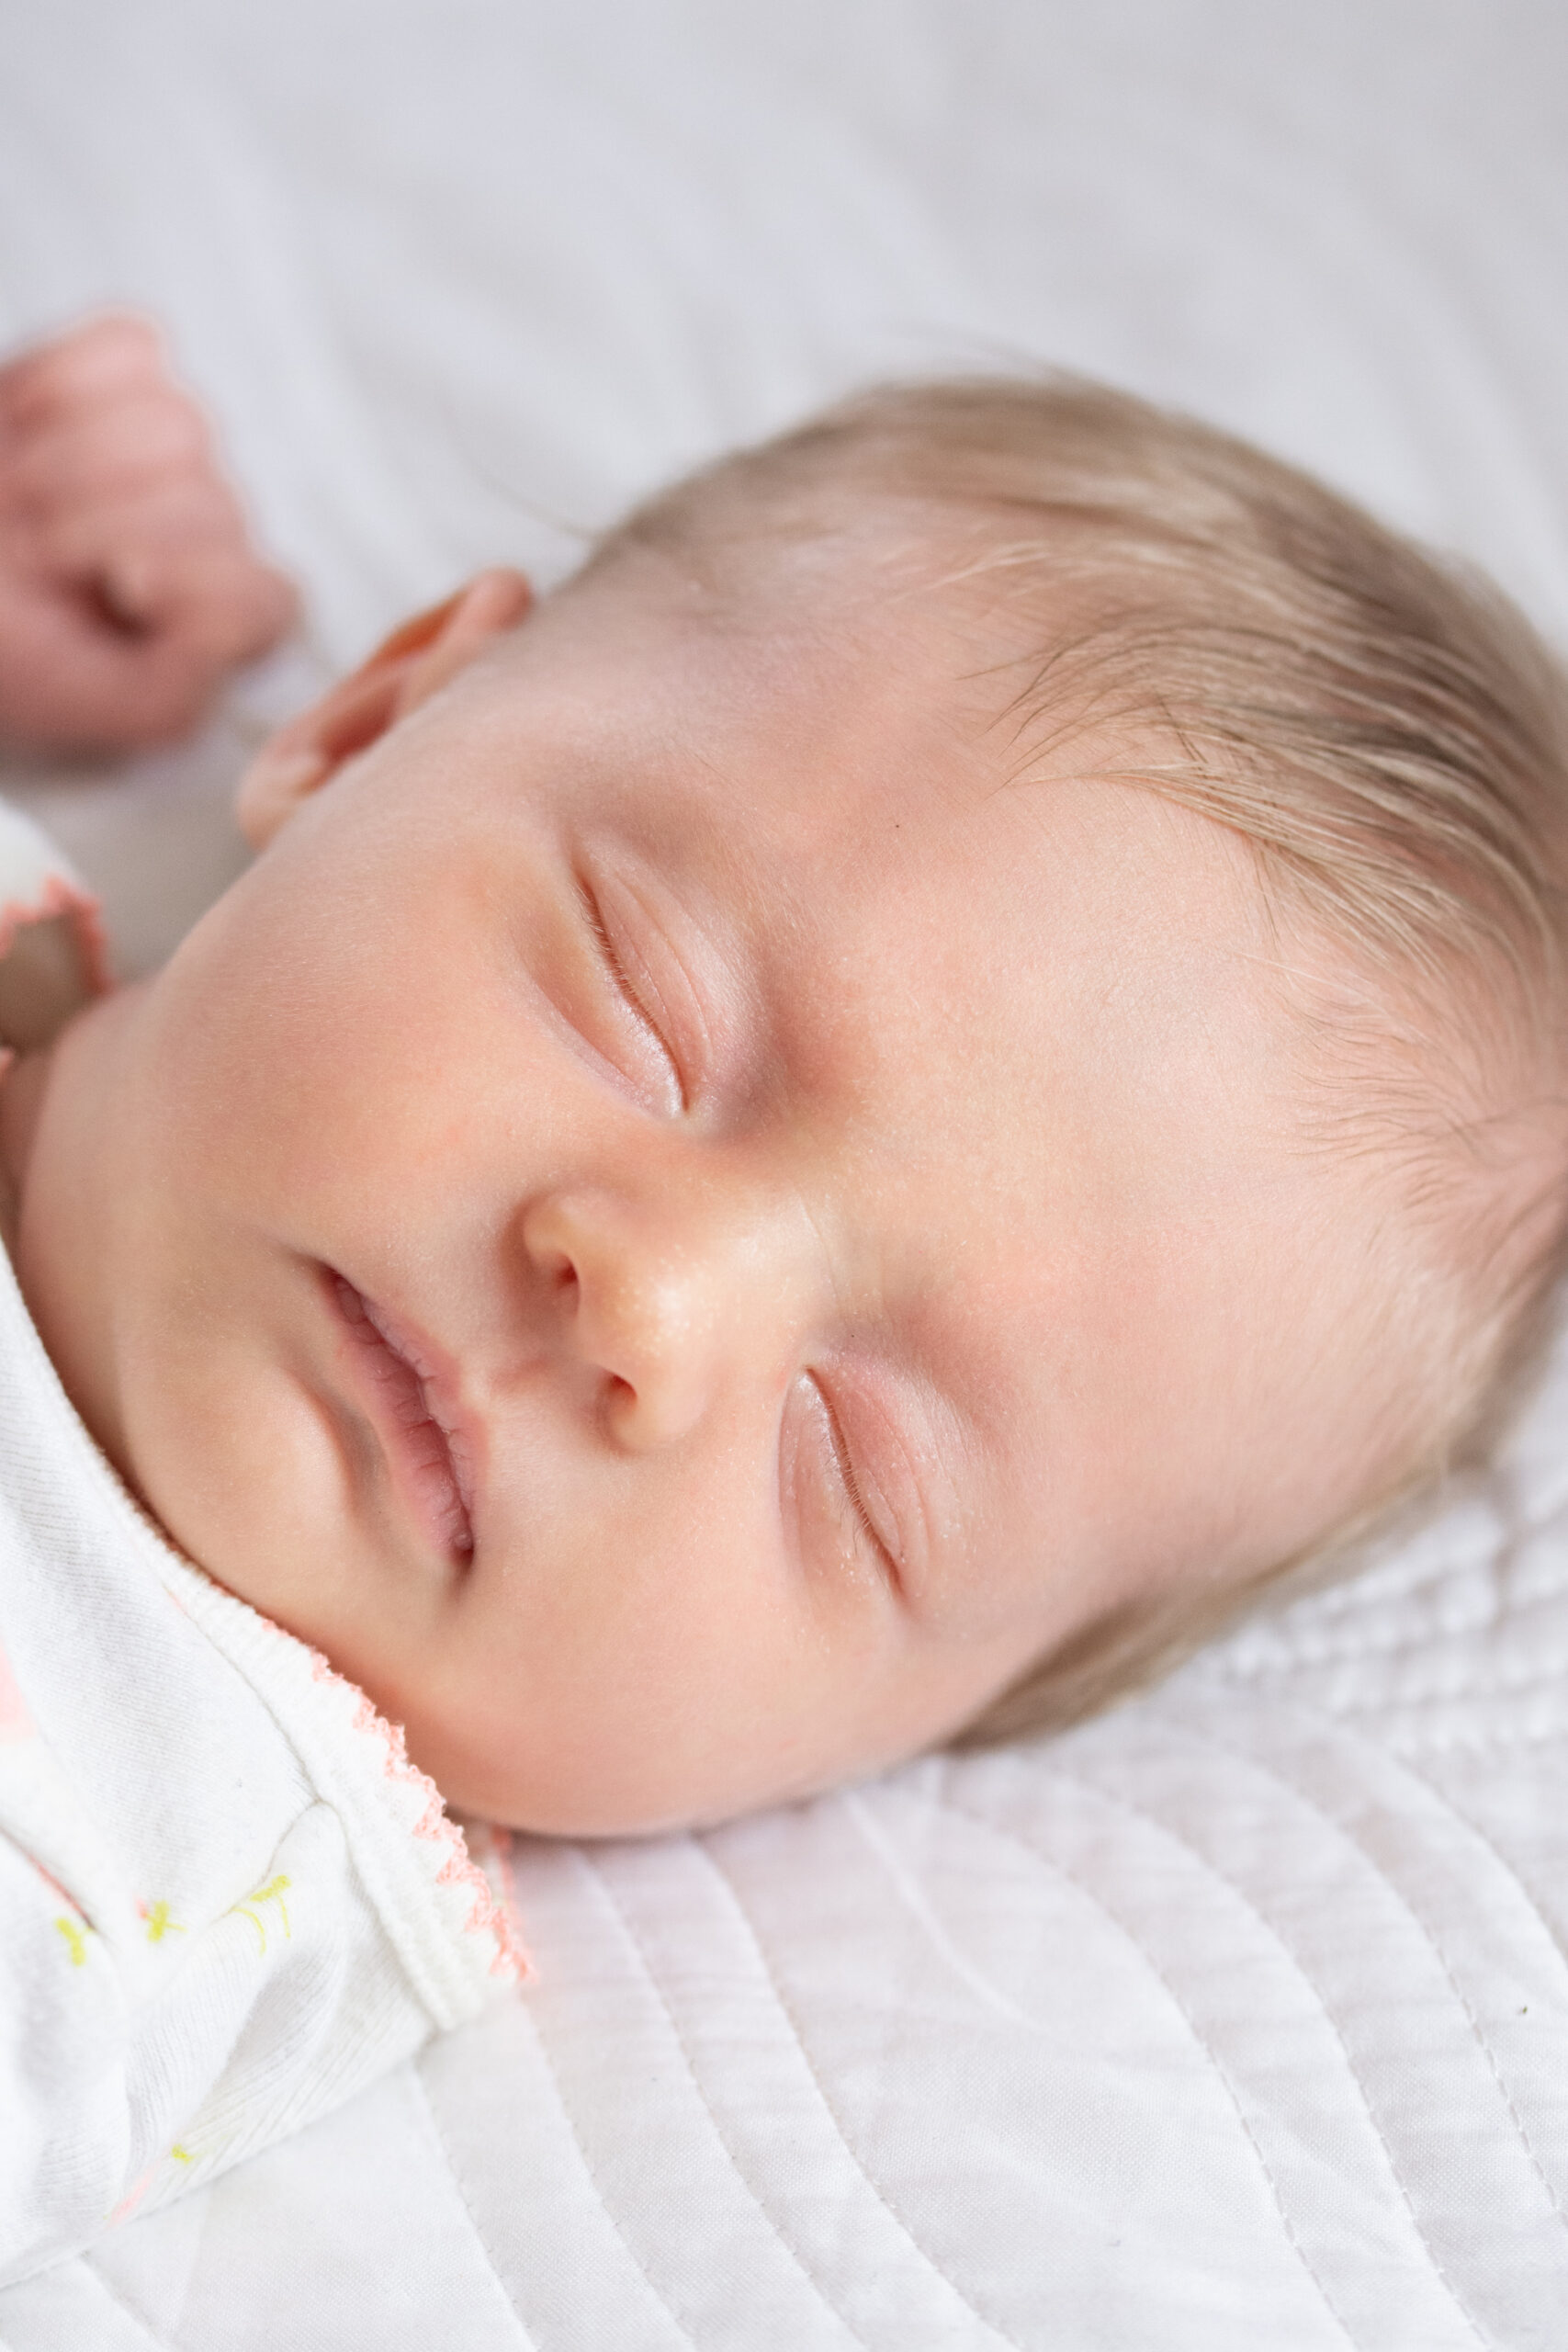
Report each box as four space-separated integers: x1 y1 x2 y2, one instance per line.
579 376 1568 1736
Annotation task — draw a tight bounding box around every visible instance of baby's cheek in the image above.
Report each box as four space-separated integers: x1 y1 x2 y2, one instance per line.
138 884 412 1222
400 1512 857 1835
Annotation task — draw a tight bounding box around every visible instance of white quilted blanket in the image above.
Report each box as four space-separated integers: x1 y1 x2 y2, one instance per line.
1 3 1565 2342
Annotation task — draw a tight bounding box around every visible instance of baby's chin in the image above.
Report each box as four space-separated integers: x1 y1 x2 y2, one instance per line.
393 1688 913 1841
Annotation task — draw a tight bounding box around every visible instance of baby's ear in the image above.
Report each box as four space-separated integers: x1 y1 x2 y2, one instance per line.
234 568 532 847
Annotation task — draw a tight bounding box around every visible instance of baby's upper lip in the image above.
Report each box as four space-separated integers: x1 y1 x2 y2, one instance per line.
327 1269 483 1563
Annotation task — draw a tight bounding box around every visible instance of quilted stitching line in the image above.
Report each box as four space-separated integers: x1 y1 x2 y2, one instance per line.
1016 1765 1498 2351
1382 1748 1568 1943
400 2061 547 2352
1205 1503 1568 1683
1310 1645 1568 1714
1361 1736 1568 2023
692 1826 1033 2352
1205 1573 1568 1682
438 2004 702 2352
931 1781 1391 2352
1333 1713 1568 1770
1374 1723 1568 1758
586 1852 878 2352
1206 1608 1563 1680
840 1785 1064 2036
1174 1712 1568 2240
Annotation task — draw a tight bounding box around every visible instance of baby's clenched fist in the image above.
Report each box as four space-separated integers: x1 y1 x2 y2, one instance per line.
0 313 296 752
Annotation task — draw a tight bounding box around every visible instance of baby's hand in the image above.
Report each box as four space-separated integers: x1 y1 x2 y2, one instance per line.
0 314 297 753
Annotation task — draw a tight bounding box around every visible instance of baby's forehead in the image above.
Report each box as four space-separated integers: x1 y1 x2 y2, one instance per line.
502 544 1291 1069
584 666 1286 1192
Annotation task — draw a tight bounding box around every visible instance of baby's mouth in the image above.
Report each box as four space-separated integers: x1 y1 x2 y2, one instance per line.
328 1272 476 1564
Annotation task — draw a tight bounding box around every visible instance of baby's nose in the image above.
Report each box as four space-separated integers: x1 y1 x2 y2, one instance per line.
520 1184 765 1449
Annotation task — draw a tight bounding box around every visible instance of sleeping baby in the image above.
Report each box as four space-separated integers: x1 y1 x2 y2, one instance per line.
3 315 1566 2278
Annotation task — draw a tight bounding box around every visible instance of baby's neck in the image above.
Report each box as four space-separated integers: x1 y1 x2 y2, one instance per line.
0 983 146 1473
0 1046 53 1258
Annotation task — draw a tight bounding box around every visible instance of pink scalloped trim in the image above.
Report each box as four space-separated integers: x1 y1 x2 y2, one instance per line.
306 1648 530 1982
0 876 111 995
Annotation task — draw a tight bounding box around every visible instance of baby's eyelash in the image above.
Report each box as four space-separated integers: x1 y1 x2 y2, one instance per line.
816 1385 901 1589
577 879 684 1108
581 887 632 1001
840 1451 885 1554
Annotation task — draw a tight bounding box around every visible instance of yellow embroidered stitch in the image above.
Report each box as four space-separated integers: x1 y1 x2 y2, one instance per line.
54 1916 88 1967
141 1901 185 1944
170 2144 194 2165
230 1873 292 1955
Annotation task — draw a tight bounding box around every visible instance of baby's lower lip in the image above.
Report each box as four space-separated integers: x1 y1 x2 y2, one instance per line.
327 1271 475 1565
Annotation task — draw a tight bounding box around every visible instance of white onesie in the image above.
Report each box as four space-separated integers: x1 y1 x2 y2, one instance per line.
0 807 525 2288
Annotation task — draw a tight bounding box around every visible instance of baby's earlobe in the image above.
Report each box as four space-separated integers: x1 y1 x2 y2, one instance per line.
234 744 332 848
233 568 532 851
369 569 532 667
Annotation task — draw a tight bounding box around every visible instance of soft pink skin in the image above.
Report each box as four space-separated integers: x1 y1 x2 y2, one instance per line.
0 315 295 751
2 554 1397 1836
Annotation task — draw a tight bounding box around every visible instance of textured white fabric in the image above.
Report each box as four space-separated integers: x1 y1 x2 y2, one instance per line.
0 1070 522 2285
20 1407 1568 2351
0 1 1564 2341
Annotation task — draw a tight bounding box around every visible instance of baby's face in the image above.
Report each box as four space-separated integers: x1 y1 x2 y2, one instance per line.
17 556 1391 1834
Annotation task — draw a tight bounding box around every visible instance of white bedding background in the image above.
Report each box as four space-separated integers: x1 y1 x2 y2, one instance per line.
1 4 1566 2343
